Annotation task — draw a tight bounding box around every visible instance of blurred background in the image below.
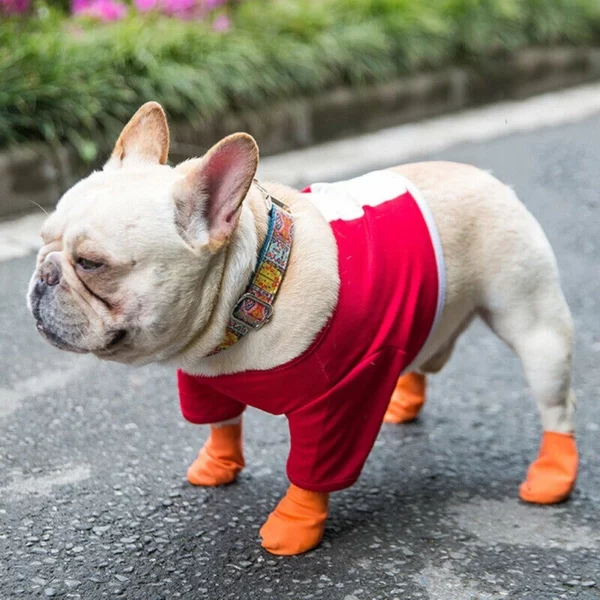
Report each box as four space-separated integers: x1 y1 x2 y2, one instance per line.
1 2 600 599
1 0 600 217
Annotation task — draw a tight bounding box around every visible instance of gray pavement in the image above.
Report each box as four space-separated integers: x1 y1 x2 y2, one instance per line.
1 114 600 600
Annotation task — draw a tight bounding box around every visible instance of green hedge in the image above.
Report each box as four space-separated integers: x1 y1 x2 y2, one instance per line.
1 0 599 158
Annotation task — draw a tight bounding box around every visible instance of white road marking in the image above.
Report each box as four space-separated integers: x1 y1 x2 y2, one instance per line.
2 81 600 264
451 497 598 550
0 359 91 419
415 563 502 600
1 464 91 499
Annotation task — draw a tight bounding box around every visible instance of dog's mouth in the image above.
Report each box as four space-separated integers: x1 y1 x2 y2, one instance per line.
106 329 127 349
36 321 127 355
36 321 88 354
93 328 128 358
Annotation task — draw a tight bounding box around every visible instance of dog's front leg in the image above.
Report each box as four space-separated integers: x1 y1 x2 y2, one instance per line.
260 485 329 556
187 417 245 486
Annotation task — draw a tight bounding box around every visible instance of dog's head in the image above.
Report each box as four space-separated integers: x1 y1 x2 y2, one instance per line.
27 102 259 364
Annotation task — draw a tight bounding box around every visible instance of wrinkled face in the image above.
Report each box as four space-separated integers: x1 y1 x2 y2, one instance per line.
28 168 202 363
26 102 259 364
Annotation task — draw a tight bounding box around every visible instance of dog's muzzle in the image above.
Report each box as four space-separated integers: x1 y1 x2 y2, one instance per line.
31 253 62 310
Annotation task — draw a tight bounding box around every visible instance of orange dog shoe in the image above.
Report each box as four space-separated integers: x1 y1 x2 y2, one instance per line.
260 484 329 556
519 431 578 504
383 372 426 424
187 423 245 486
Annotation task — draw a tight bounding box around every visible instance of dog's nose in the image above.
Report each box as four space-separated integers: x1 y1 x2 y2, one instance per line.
39 253 62 288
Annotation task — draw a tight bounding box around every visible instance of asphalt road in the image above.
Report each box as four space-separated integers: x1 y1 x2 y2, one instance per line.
1 113 599 600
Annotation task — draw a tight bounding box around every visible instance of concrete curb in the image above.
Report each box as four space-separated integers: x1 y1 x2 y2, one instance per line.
1 46 599 219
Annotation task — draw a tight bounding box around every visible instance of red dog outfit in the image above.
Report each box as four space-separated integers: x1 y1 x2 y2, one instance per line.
178 170 446 493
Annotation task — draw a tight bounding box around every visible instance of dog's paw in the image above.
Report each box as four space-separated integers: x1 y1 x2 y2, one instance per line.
259 484 328 556
519 431 578 504
187 424 244 487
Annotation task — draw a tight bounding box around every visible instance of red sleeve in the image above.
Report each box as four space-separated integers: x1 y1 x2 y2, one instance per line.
177 370 246 425
286 348 406 493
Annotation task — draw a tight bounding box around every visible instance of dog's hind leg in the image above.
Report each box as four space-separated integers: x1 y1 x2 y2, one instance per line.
383 317 473 424
480 270 578 504
383 372 427 424
383 342 457 424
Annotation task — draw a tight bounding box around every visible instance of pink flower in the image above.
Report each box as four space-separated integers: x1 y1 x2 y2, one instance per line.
161 0 196 17
205 0 228 8
133 0 159 12
73 0 128 21
212 13 230 32
0 0 30 14
71 0 91 13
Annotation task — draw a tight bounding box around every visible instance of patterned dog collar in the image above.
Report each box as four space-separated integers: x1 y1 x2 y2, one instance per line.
208 185 294 356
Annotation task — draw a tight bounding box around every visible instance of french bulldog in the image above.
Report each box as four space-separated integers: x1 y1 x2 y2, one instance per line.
28 102 578 555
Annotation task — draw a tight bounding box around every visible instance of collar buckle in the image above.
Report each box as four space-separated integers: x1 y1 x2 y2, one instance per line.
253 179 290 213
231 292 274 331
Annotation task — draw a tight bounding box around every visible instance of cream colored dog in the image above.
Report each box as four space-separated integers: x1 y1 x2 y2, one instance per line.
27 103 578 556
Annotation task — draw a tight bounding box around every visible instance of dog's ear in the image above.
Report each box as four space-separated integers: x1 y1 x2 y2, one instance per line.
173 133 259 250
105 102 170 170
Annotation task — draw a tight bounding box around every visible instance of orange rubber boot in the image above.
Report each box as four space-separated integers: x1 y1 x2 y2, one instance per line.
187 423 245 486
260 484 329 556
519 431 578 504
383 372 426 424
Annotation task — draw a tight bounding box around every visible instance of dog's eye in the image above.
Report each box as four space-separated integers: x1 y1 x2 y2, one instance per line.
76 257 104 271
